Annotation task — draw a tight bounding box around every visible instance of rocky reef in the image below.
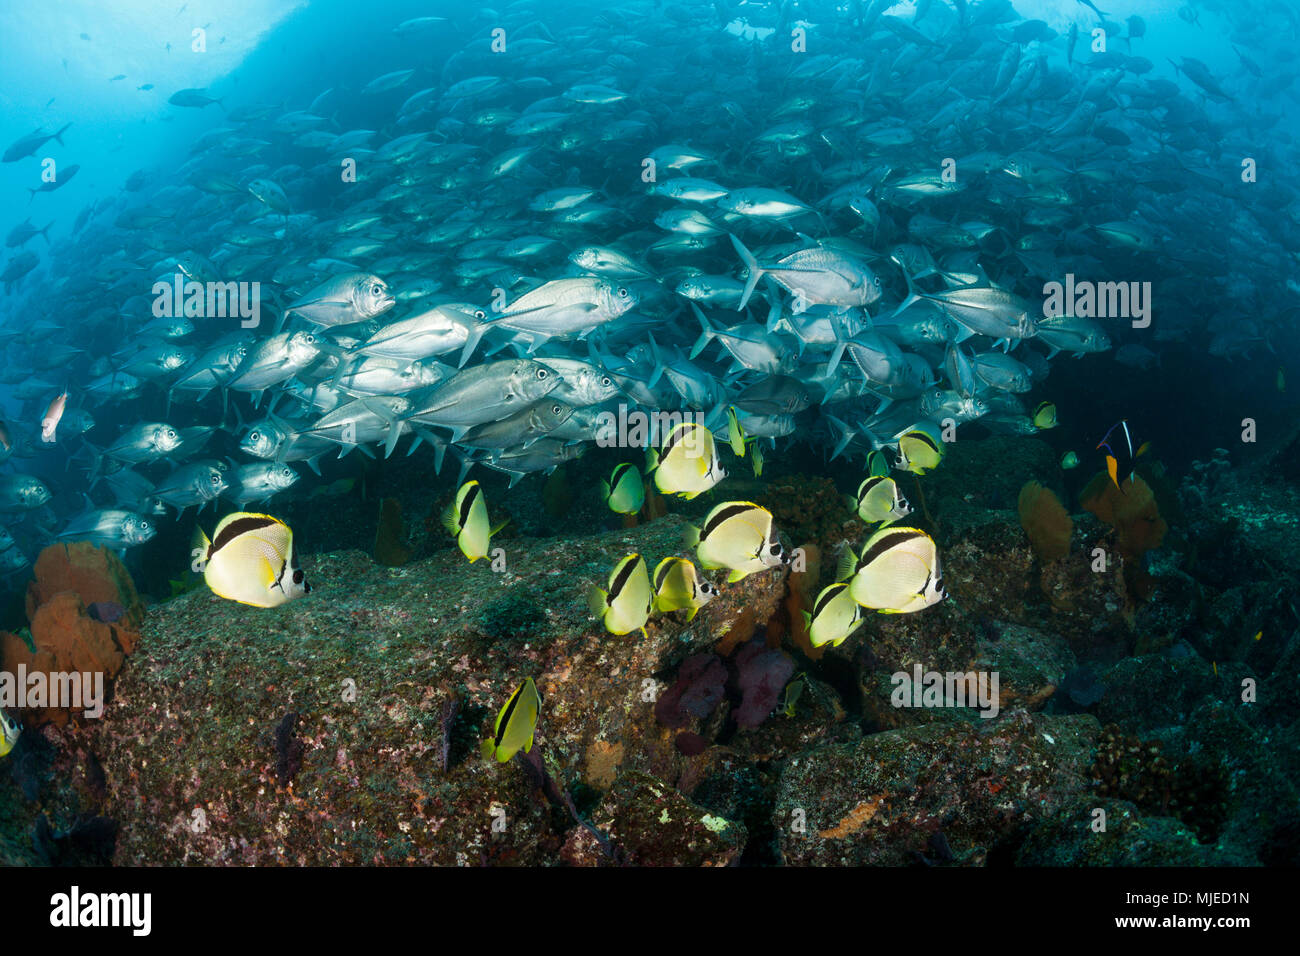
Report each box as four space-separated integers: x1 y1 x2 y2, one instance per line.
1 435 1296 866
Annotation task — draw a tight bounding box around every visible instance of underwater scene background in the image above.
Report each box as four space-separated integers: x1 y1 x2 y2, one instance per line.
1 0 1298 867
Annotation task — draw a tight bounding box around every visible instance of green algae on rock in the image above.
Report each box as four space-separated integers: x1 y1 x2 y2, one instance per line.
773 712 1100 865
1015 797 1242 866
591 770 747 866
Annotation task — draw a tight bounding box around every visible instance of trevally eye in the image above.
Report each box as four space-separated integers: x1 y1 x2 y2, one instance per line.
475 309 486 319
250 431 260 441
536 368 548 379
617 287 629 297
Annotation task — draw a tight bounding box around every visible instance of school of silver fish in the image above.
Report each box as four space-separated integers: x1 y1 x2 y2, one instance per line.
0 0 1294 579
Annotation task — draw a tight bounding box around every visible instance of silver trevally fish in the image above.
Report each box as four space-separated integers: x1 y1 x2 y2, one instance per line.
405 360 561 438
487 279 639 348
286 273 395 328
57 509 156 550
0 475 51 512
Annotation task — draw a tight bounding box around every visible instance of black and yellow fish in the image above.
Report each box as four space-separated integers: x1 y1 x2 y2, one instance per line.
193 512 310 608
483 677 541 762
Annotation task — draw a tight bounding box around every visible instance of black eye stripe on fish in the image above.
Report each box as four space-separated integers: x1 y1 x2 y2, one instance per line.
858 475 885 500
457 483 480 530
919 562 934 597
608 554 642 599
210 515 280 556
494 682 524 747
273 551 292 591
661 421 692 456
812 582 844 619
701 502 760 541
909 431 941 455
859 529 926 570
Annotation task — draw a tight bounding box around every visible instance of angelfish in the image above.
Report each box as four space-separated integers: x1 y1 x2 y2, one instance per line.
193 512 311 608
1096 419 1148 490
